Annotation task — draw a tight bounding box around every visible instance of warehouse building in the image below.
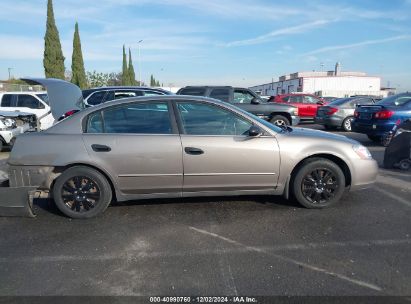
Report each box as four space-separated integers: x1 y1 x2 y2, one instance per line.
250 63 394 98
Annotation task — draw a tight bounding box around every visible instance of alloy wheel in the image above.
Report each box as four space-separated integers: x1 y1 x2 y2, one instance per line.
301 168 338 204
61 176 101 213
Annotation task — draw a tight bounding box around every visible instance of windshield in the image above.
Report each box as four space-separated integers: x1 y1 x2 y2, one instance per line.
36 93 49 105
377 93 411 107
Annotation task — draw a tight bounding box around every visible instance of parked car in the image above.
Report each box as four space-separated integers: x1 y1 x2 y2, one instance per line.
315 96 378 132
177 86 300 127
1 79 378 218
383 119 411 170
0 111 36 151
0 91 53 130
82 87 173 107
270 94 326 119
322 97 338 103
352 93 411 143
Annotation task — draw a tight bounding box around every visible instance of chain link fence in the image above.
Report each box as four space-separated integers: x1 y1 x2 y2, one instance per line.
0 82 44 92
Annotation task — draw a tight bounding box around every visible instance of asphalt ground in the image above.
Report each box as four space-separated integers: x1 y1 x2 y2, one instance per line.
0 125 410 297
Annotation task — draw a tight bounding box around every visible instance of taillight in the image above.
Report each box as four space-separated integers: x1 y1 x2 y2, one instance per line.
374 110 394 119
326 107 338 115
354 111 359 118
64 110 78 117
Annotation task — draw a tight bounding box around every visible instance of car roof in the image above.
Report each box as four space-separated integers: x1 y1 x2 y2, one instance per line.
0 91 47 94
83 86 170 91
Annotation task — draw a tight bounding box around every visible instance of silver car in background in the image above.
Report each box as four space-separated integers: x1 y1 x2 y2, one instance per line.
315 96 380 131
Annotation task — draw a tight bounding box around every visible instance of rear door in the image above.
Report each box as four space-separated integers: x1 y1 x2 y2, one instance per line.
175 100 280 194
82 100 183 197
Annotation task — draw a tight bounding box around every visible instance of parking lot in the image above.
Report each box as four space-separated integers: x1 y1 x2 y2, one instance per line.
0 125 410 296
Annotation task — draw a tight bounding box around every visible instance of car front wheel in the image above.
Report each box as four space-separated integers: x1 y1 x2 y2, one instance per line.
291 158 346 208
53 166 112 219
270 115 290 127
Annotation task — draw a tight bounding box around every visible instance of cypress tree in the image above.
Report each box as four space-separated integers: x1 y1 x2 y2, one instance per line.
128 48 136 86
150 74 154 87
71 22 87 89
43 0 65 79
122 45 129 85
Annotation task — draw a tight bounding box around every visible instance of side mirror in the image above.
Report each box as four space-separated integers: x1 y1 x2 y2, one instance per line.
248 126 263 137
251 97 260 105
316 101 324 105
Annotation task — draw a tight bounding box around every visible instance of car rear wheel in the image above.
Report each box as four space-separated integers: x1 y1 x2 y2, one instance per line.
0 140 3 152
53 166 112 219
342 117 354 132
270 115 290 127
291 158 346 209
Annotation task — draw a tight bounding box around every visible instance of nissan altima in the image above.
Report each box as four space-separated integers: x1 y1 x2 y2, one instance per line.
3 79 378 219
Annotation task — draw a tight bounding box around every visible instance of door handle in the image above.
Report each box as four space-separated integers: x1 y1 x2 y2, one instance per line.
184 147 204 155
91 144 111 152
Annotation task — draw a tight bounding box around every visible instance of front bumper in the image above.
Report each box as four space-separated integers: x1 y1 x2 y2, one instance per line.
0 125 29 144
291 115 300 126
350 159 379 191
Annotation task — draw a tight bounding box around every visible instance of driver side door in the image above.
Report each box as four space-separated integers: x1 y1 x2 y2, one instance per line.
175 101 280 195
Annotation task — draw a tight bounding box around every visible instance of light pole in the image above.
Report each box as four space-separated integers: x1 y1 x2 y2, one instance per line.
8 67 13 80
137 40 143 85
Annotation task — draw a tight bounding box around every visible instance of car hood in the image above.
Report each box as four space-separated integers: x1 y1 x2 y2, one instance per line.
0 110 34 118
286 127 357 144
22 78 84 119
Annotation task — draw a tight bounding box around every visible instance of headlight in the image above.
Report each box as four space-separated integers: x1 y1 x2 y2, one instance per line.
0 118 16 130
353 144 372 160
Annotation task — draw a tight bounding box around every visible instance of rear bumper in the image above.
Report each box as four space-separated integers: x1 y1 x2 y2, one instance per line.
315 116 343 127
352 120 395 136
350 159 379 191
0 182 37 217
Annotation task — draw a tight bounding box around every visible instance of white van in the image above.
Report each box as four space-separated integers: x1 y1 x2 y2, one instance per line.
0 92 54 130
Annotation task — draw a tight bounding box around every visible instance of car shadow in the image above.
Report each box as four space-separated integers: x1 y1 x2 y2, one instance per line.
111 195 301 209
33 194 302 218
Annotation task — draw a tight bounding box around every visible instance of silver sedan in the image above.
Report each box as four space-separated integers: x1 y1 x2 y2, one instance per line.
7 91 378 218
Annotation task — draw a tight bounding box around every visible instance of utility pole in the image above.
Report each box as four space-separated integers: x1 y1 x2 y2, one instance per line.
137 40 143 85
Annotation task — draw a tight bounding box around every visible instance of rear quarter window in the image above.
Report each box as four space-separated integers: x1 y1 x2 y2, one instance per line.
178 88 207 96
209 88 230 102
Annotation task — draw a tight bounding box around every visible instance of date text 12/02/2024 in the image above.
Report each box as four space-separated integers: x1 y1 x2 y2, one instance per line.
149 297 258 303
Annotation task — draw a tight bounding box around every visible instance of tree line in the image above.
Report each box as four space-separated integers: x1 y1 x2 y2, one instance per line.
43 0 162 89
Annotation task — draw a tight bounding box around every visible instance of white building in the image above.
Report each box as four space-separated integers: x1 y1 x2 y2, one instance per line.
250 63 394 98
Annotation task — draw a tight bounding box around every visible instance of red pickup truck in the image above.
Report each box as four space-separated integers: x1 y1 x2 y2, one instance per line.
269 94 326 119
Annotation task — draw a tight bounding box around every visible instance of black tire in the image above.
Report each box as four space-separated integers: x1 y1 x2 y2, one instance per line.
367 135 381 143
53 166 112 219
342 117 354 132
270 115 290 127
0 140 3 152
291 158 346 209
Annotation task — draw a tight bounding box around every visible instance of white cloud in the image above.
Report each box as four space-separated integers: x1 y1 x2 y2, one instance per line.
223 20 332 47
304 35 411 55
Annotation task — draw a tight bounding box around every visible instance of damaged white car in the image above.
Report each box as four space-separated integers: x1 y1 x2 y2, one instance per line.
0 110 37 152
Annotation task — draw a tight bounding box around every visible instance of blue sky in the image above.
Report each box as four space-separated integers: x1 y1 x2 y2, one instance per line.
0 0 410 90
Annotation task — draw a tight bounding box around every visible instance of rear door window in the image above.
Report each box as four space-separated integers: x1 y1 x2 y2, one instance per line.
209 88 230 102
1 94 13 107
289 95 303 103
87 91 107 106
87 102 172 134
17 95 44 109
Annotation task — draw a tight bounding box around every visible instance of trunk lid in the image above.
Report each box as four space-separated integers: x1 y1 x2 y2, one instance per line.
21 78 84 120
